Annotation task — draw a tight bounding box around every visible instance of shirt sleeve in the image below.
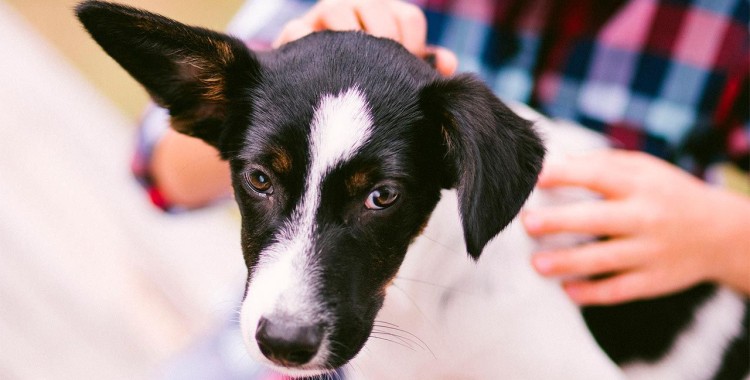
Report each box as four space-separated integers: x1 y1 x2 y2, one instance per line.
683 55 750 180
131 0 315 211
722 73 749 173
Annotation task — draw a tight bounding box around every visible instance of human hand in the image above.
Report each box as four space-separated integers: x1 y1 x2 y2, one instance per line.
273 0 458 76
523 150 750 305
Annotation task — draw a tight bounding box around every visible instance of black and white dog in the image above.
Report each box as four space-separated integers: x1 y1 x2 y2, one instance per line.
77 2 748 379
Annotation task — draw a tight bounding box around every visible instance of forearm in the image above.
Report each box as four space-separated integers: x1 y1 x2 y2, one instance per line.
708 188 750 296
150 128 232 208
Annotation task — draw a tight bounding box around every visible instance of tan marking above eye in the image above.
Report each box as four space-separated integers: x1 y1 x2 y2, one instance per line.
270 146 293 174
345 170 372 196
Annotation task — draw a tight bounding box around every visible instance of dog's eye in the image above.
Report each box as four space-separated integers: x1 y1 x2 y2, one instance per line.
365 186 399 210
245 170 274 195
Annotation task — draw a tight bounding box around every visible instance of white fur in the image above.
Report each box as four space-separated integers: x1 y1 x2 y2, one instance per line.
240 87 374 373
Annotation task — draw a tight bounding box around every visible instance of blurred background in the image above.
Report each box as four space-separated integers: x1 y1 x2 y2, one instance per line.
6 0 243 118
0 1 252 379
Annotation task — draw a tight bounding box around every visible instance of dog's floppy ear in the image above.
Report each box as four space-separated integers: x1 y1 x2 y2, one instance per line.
420 74 545 260
76 0 260 148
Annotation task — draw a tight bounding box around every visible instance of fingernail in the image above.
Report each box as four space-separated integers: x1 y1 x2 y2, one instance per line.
542 155 567 171
563 283 582 301
532 255 554 274
544 154 568 166
522 212 543 232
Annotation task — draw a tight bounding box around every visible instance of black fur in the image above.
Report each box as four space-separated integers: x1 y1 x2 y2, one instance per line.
420 76 544 258
583 283 716 363
76 0 260 147
713 306 749 380
584 284 749 379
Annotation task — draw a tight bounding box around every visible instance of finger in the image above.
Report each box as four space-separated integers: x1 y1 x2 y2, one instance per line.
389 1 427 55
532 239 645 278
424 46 458 76
273 18 315 47
563 271 658 306
302 2 363 31
537 153 633 199
522 201 636 237
355 1 401 40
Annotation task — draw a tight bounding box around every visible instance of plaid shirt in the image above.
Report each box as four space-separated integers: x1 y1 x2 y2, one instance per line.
134 0 749 211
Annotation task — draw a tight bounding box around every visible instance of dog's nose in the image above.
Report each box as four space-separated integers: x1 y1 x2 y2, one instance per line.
255 317 324 366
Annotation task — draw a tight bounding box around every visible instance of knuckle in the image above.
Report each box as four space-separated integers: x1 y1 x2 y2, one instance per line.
603 280 632 304
285 18 307 29
537 212 560 232
279 19 311 41
397 3 426 26
318 1 345 16
591 251 619 272
587 212 610 233
642 203 667 228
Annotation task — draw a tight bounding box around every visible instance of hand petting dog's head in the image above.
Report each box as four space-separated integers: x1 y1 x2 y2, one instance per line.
77 1 544 376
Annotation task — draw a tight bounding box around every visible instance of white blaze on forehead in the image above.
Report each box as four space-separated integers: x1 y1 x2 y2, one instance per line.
240 87 374 367
262 86 372 248
311 87 374 170
280 86 374 245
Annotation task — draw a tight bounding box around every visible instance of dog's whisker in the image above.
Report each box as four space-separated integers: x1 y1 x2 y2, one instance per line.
372 319 400 328
345 359 367 380
392 276 476 297
389 283 439 335
371 329 422 351
321 341 352 379
336 366 348 380
374 330 435 359
420 233 464 255
367 335 417 351
313 351 345 380
324 339 349 357
371 329 417 350
327 368 339 380
352 360 372 380
316 369 333 380
371 324 434 357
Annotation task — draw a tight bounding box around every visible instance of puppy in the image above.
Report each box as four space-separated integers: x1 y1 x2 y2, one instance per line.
77 2 748 379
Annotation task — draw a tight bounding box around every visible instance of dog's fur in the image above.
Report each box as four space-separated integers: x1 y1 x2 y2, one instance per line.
77 2 748 379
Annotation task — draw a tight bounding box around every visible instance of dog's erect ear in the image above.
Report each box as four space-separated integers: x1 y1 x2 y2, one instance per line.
76 0 260 148
420 74 545 260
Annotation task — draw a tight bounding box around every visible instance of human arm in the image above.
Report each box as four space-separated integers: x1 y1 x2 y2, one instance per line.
149 128 232 209
523 150 750 305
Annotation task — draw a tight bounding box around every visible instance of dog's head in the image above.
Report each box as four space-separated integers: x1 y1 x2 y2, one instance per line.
77 1 544 376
